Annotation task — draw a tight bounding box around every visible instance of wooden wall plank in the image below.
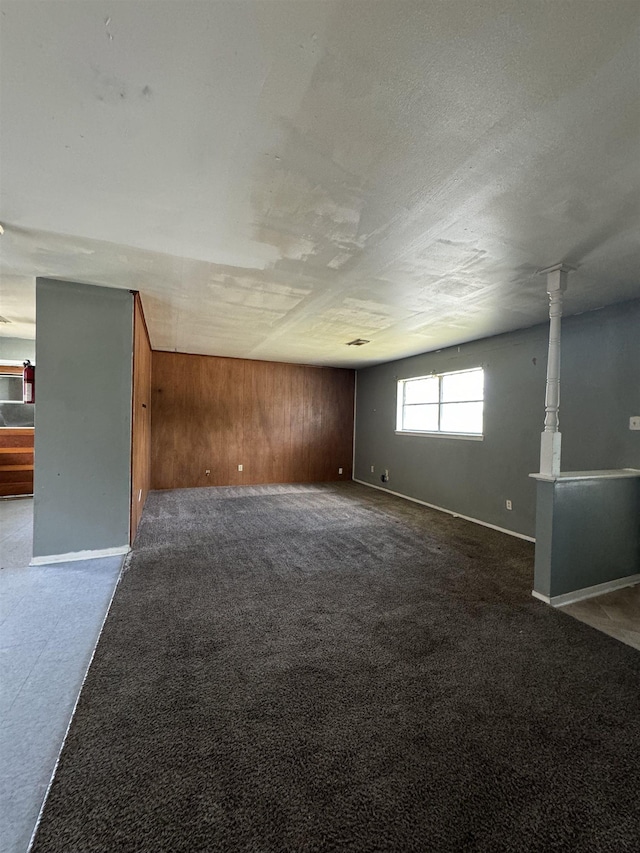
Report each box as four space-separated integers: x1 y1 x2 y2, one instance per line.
151 353 354 490
283 365 306 483
130 294 152 542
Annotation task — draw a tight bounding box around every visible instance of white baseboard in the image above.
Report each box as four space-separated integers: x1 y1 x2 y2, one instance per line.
30 545 130 566
531 590 552 604
532 573 640 607
352 478 535 543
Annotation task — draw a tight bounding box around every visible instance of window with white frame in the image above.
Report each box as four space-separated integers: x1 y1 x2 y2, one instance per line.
396 367 484 436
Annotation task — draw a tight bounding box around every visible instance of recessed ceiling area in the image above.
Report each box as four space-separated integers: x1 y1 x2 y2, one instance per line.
1 1 638 367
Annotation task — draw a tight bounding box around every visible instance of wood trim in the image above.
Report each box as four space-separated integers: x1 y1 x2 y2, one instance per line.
151 348 329 371
129 290 153 350
130 293 152 542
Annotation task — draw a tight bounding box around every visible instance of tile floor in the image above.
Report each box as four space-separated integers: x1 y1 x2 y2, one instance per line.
0 498 122 853
559 584 640 651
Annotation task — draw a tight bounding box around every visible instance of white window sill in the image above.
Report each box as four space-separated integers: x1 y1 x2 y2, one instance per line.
395 430 484 441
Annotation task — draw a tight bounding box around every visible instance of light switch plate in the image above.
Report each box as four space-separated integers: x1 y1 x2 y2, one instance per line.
630 416 640 430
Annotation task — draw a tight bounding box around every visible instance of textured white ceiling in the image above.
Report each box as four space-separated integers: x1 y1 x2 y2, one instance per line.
1 0 639 367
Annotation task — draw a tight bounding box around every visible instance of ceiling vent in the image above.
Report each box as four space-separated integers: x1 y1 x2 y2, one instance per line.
346 338 370 346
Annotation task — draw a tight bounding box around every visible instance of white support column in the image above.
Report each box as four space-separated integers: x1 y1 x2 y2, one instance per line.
538 264 573 476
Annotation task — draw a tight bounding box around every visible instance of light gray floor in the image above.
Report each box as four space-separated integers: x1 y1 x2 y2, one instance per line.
0 498 122 853
559 584 640 651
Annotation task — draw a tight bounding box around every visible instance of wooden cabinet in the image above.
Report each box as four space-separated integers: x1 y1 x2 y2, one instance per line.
0 428 34 497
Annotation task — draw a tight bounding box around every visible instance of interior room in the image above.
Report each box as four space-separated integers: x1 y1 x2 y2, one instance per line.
1 2 639 851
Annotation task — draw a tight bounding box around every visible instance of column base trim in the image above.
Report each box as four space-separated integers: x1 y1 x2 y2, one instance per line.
532 573 640 607
30 545 130 566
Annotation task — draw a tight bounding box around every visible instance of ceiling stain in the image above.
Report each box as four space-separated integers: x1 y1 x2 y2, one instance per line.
91 65 127 104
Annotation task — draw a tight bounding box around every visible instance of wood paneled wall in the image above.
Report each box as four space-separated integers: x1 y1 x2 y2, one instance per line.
150 352 355 490
130 294 152 541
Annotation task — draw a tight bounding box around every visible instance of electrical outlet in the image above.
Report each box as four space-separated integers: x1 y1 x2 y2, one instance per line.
205 469 210 476
338 467 343 474
238 464 243 472
505 499 513 511
370 465 374 473
630 416 640 431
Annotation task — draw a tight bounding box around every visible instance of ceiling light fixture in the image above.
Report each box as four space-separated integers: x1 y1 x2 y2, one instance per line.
346 338 370 346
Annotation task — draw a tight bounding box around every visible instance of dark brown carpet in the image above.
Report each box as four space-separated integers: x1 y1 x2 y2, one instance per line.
31 483 640 852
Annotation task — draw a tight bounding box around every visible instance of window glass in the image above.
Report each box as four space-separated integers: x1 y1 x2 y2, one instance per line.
404 376 439 405
440 402 483 434
441 369 483 403
403 403 439 432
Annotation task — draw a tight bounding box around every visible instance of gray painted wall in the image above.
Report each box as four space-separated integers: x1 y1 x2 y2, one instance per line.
534 476 640 598
354 300 640 539
0 336 36 362
33 279 133 557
